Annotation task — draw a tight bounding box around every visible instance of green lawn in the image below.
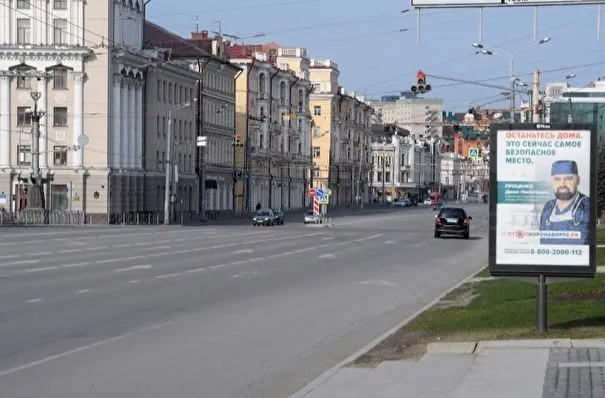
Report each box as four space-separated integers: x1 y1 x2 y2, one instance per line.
354 274 605 365
405 276 605 339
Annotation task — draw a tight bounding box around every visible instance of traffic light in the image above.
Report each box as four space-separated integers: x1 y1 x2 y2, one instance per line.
411 70 431 94
233 134 241 146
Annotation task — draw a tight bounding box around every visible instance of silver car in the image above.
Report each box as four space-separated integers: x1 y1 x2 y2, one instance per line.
304 210 319 224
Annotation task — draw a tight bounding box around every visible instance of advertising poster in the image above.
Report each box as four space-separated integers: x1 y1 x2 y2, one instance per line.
489 123 597 277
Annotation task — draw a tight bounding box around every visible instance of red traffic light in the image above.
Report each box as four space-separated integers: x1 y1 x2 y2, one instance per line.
416 70 425 80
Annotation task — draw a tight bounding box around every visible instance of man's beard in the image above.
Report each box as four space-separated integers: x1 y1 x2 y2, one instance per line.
554 188 576 201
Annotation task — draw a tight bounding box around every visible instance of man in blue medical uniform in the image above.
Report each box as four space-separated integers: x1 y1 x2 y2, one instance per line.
539 160 590 245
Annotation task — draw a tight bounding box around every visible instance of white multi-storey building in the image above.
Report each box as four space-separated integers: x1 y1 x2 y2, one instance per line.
369 92 444 140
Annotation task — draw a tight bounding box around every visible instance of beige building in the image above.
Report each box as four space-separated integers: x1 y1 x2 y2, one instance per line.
309 59 373 206
0 0 153 220
226 43 312 213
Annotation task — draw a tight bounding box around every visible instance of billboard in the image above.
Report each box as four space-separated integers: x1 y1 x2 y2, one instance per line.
488 123 597 277
411 0 605 8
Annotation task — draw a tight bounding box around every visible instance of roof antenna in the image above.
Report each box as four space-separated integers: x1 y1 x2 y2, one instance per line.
195 15 199 33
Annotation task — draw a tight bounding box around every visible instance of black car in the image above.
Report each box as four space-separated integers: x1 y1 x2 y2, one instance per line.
434 207 472 239
271 209 285 225
252 209 276 226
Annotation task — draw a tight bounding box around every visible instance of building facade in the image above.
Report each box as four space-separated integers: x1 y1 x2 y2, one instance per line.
227 43 312 213
369 92 444 140
0 0 153 219
309 59 372 207
549 80 605 137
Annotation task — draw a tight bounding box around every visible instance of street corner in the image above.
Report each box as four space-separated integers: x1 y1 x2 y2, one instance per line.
426 341 478 354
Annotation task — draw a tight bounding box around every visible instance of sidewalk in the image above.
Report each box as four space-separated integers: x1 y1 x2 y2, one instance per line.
292 339 605 398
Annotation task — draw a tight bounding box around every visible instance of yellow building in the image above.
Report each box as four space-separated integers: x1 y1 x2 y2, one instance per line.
309 59 373 207
227 44 312 214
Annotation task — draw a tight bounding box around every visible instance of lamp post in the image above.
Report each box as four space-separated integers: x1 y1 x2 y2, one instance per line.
472 37 551 122
164 100 195 225
26 90 45 211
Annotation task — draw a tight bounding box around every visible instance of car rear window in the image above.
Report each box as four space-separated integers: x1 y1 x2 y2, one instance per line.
439 208 466 218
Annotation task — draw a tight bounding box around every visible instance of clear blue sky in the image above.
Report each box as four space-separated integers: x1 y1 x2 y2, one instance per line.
146 0 605 113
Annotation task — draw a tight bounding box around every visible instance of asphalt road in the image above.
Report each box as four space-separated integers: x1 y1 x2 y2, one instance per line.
0 204 489 398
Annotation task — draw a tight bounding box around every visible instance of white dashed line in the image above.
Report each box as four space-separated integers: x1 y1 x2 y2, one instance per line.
184 267 207 274
155 273 180 279
114 265 152 272
229 260 246 265
232 249 253 254
1 260 40 267
174 249 192 254
24 266 59 273
28 251 52 256
75 289 90 294
59 249 84 253
128 279 140 284
208 264 226 270
318 253 335 259
25 298 43 303
248 257 263 262
62 262 91 268
0 254 21 260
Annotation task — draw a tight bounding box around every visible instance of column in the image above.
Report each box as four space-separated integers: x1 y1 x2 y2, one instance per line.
39 76 48 169
72 72 84 168
112 76 121 169
0 75 10 167
120 80 128 169
135 80 143 169
128 81 136 169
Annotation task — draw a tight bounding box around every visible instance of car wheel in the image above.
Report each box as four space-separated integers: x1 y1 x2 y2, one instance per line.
434 231 440 238
463 231 470 239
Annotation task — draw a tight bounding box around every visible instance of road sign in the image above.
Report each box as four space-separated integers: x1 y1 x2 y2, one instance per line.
468 147 479 159
324 188 332 196
196 136 208 147
318 195 329 205
308 188 316 197
315 188 325 199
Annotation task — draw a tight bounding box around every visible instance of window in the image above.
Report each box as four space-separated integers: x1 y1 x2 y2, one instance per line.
258 73 266 97
17 0 30 9
17 19 31 44
53 18 69 44
17 145 31 166
53 107 68 126
17 107 31 126
53 68 68 89
313 146 320 157
385 172 391 183
313 106 321 116
16 70 31 89
53 146 68 166
280 82 286 105
53 0 67 9
50 184 69 210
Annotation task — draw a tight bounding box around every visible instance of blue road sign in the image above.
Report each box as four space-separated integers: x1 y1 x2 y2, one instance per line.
468 147 479 159
315 188 324 199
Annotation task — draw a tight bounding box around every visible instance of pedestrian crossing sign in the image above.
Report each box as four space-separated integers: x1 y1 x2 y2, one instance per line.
468 147 479 159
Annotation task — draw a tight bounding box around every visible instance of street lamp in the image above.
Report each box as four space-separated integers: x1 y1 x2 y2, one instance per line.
472 37 551 122
164 99 196 225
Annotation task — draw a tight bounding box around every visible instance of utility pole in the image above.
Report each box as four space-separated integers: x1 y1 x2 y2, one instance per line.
164 101 194 225
532 69 541 123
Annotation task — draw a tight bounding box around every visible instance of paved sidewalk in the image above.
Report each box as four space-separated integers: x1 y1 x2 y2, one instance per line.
292 339 605 398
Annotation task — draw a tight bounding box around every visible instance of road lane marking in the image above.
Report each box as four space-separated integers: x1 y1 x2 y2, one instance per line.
318 253 334 259
232 249 253 254
155 273 180 279
208 264 226 270
25 298 43 303
354 233 384 242
114 265 152 272
174 249 192 254
96 255 146 264
128 279 140 283
184 267 207 274
27 251 52 256
62 262 91 268
75 289 90 294
0 254 21 260
0 260 40 267
24 266 59 273
59 249 83 253
0 320 174 378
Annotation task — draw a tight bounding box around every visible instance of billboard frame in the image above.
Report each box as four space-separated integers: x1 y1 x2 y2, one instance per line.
488 122 598 278
411 0 605 8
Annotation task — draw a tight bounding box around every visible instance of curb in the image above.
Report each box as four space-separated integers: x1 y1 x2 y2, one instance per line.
288 266 487 398
425 338 605 354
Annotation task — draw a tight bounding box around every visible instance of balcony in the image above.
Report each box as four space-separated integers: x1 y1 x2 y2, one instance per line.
250 146 271 159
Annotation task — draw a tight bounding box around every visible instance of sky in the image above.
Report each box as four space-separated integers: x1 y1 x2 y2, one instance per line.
145 0 605 113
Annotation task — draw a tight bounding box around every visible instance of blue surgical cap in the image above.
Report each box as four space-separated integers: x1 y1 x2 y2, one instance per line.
551 160 578 176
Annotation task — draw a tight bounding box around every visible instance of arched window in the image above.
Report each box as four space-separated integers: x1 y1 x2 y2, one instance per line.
298 88 304 111
258 73 266 97
280 81 286 104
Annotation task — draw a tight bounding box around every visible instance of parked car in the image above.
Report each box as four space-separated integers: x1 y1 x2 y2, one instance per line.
252 209 277 226
434 207 471 239
272 208 285 225
304 210 319 224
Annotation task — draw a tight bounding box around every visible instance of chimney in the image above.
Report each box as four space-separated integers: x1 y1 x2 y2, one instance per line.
191 30 209 41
